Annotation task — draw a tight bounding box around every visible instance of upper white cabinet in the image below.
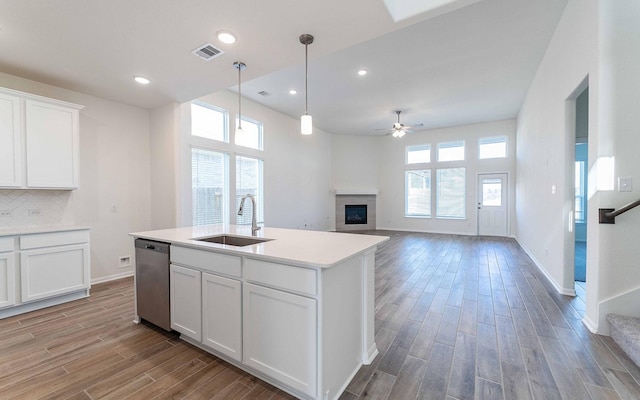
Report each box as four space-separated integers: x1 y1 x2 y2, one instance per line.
0 92 22 187
0 87 83 190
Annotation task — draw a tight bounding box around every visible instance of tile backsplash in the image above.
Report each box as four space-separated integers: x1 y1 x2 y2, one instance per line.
0 190 75 228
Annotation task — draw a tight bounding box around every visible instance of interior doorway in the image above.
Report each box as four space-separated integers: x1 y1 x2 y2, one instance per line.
573 87 588 302
477 173 508 236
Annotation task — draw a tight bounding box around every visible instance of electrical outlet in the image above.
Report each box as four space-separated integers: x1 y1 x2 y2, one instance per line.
28 209 41 216
111 205 118 213
0 210 12 217
119 255 131 268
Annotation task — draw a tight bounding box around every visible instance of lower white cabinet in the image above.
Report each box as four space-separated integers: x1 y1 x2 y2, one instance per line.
0 229 91 319
202 272 242 361
243 282 317 398
170 264 201 341
0 251 16 309
20 243 89 302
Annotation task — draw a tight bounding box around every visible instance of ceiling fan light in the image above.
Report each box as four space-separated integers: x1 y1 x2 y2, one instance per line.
301 114 313 135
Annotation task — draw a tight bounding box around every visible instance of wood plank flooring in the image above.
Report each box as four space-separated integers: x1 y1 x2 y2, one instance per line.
1 230 639 400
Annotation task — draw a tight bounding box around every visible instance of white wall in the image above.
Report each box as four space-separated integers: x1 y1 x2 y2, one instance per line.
0 72 152 283
592 0 640 332
514 0 640 333
184 90 334 231
150 102 180 230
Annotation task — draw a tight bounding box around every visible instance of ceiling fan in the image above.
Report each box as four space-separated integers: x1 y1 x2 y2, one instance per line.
377 110 424 138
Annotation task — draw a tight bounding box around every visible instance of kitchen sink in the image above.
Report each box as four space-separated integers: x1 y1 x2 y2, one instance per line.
192 235 273 247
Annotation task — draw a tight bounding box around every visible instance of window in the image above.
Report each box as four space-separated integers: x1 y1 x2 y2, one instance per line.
436 168 465 218
437 141 465 162
191 102 227 142
236 156 264 225
479 136 507 159
575 161 586 223
235 117 263 150
405 170 431 217
406 144 431 164
192 148 228 225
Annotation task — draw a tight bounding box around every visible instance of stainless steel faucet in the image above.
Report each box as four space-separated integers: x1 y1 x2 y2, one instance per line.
238 194 261 235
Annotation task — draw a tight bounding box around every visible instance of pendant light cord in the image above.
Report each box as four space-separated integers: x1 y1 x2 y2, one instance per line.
304 42 308 115
234 62 246 131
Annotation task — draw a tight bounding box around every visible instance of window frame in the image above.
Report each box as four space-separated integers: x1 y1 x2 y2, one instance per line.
435 167 466 219
235 115 264 151
478 136 507 159
437 140 465 162
235 155 265 225
190 101 229 143
406 144 431 164
405 169 432 218
191 146 230 226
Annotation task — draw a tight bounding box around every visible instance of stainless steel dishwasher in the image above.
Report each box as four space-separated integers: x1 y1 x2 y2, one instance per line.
135 239 171 331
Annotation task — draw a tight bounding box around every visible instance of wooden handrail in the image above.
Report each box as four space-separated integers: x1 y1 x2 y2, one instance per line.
599 199 640 224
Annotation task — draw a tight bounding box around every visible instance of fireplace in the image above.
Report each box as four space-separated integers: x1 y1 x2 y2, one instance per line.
345 204 367 225
335 193 376 231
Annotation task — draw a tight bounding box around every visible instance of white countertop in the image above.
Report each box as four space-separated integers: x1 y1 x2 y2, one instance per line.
0 225 91 237
130 225 388 268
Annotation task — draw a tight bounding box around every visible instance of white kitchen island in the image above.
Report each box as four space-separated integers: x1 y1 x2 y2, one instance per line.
130 225 388 400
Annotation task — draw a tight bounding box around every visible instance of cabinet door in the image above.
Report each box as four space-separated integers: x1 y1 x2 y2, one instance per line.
25 99 79 189
243 283 317 397
202 272 242 361
0 252 16 309
170 264 201 341
0 92 22 187
20 244 89 302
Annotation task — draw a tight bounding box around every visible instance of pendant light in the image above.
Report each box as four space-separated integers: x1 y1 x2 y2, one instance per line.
299 34 314 135
233 61 246 135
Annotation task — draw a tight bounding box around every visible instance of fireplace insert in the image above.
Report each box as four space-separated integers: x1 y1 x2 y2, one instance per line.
345 204 367 225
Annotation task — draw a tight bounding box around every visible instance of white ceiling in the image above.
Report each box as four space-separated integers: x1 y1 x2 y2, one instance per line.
0 0 567 136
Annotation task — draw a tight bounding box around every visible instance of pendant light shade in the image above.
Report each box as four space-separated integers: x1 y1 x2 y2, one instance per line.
299 34 314 135
233 61 246 135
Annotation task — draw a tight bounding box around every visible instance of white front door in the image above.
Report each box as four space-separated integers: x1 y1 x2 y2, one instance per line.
477 173 508 236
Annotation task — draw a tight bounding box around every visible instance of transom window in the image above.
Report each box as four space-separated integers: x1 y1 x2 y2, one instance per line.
235 116 264 150
406 144 431 164
191 102 227 142
479 136 507 159
437 141 465 162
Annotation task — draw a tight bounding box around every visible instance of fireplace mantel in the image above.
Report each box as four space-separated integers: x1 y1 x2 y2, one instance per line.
335 189 378 196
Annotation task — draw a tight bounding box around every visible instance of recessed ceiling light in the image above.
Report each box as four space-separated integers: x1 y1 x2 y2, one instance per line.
134 76 150 85
289 89 297 95
217 30 237 44
357 69 368 76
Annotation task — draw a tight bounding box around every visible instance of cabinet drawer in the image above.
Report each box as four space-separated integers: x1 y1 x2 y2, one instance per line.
0 237 14 252
171 246 241 278
244 259 317 296
20 230 89 250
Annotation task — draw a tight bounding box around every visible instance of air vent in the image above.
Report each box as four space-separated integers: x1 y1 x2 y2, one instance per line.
258 91 271 97
192 43 224 61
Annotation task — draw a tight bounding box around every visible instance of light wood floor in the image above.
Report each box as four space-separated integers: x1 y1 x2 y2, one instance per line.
2 231 640 400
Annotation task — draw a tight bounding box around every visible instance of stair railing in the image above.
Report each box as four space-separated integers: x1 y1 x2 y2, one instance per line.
599 199 640 224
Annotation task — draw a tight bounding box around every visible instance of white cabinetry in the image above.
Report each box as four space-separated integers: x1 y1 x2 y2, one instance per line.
202 272 242 361
170 264 201 341
0 229 91 319
19 230 90 302
25 100 79 188
0 237 16 309
0 87 83 190
243 282 317 397
0 92 22 187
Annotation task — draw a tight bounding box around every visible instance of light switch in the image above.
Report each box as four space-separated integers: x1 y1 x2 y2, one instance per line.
619 177 633 192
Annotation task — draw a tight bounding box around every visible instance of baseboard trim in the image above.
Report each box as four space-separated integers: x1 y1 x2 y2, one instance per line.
514 237 575 297
92 271 134 285
583 314 599 334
